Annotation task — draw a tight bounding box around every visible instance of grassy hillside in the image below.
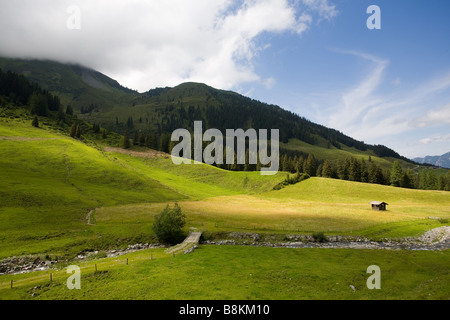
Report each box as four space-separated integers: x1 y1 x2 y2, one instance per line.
0 108 286 259
281 138 413 170
0 114 184 259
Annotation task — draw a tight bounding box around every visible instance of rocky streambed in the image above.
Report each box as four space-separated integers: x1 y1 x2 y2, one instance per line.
0 243 164 276
1 227 449 276
202 226 450 251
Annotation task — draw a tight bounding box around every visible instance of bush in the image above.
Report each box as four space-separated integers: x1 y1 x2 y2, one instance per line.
273 172 310 190
312 232 327 243
152 203 186 245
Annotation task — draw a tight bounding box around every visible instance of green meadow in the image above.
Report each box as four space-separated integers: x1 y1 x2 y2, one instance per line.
0 115 449 300
1 246 448 300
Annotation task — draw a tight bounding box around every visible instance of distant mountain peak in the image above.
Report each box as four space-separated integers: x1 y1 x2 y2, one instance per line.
412 151 450 168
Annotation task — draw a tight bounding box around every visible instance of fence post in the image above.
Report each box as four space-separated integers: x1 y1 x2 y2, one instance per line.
10 279 13 288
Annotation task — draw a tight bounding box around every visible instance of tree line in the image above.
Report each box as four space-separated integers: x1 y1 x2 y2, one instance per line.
0 68 61 117
121 128 449 191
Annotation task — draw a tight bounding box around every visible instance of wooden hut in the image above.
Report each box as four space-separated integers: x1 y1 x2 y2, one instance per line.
370 201 388 211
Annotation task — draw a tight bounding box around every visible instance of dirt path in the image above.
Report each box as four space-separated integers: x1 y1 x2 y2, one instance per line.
165 231 202 255
0 136 60 141
86 208 96 225
104 147 169 158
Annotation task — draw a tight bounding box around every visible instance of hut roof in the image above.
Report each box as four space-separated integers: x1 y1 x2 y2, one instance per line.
369 201 388 205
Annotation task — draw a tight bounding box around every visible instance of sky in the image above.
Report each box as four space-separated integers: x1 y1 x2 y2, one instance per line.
0 0 449 159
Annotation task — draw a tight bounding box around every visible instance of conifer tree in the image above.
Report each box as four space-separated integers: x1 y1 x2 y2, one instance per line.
348 157 361 181
321 159 333 178
69 123 77 138
65 105 73 116
402 169 414 189
123 131 131 149
32 116 39 128
390 160 403 187
75 124 81 138
304 154 316 176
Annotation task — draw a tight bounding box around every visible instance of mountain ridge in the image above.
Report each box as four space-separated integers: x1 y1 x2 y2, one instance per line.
0 56 412 165
412 151 450 169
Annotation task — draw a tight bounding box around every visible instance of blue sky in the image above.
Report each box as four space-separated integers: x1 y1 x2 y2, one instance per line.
238 0 450 159
0 0 449 158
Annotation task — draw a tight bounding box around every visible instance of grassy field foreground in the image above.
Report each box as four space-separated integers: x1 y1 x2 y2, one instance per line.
0 245 448 300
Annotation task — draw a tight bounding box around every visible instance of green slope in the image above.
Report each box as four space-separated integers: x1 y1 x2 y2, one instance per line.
0 116 184 258
0 108 285 258
281 138 415 170
0 57 137 112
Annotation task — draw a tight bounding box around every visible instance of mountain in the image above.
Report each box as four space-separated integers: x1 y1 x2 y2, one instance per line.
0 56 413 167
412 152 450 169
0 57 138 112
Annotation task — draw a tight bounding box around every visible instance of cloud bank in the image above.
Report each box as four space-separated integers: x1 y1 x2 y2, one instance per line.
0 0 337 92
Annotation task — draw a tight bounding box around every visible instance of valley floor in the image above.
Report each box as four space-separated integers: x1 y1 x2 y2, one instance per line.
0 116 449 300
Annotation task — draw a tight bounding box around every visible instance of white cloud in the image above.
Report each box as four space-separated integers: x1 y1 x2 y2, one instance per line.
419 134 450 145
0 0 337 92
302 0 338 21
326 49 389 134
313 49 450 159
411 104 450 128
263 77 276 89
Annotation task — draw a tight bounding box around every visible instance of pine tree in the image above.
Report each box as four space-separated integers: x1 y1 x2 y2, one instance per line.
445 172 450 191
57 105 65 121
368 162 384 185
32 116 39 128
402 169 414 189
127 116 134 129
75 125 81 138
30 92 48 116
360 159 368 183
425 170 438 190
437 175 445 190
321 159 333 178
123 131 131 149
304 154 316 177
337 159 349 180
390 160 403 187
139 133 145 146
280 154 289 172
348 157 361 181
92 123 100 134
69 123 77 138
66 105 73 116
295 156 304 173
133 131 139 145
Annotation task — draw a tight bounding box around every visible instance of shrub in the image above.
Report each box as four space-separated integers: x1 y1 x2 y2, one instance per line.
152 203 186 245
273 172 310 190
312 232 327 243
